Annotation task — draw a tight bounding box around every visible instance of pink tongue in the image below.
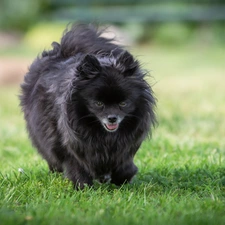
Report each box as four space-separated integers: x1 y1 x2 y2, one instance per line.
106 124 118 130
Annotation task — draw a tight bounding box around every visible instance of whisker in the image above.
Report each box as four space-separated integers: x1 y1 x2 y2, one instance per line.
126 114 142 120
76 114 95 123
88 119 101 126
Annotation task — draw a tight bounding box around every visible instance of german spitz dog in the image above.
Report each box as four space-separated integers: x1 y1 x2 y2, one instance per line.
20 24 156 189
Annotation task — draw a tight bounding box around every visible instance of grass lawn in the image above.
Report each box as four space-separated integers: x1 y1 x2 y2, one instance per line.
0 44 225 225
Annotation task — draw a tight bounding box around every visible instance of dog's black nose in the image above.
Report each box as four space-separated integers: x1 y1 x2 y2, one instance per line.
107 115 117 123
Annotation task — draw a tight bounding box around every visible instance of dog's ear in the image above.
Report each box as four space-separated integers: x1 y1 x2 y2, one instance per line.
115 51 139 76
77 55 102 79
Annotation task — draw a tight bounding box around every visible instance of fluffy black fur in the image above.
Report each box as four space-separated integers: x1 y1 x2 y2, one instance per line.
20 24 156 189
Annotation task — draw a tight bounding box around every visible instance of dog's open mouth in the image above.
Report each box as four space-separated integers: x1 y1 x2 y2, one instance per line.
104 123 119 132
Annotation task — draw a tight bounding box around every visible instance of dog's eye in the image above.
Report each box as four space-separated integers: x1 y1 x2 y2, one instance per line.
95 101 104 107
119 102 127 107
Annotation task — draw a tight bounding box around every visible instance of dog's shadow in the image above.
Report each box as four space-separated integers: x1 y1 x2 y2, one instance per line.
9 165 225 194
83 166 225 195
130 166 225 193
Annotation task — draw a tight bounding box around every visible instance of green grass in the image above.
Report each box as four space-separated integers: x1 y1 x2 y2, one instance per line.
0 45 225 225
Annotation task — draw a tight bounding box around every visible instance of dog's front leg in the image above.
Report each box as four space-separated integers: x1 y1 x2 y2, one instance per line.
111 160 138 186
63 156 93 189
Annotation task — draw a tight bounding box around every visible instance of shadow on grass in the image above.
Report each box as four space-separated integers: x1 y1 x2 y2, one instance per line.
1 166 225 194
134 166 225 193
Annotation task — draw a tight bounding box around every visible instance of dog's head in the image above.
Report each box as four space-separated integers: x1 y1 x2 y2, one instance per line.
72 51 153 133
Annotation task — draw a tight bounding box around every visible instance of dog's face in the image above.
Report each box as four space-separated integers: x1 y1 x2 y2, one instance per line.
75 52 141 132
89 100 126 132
82 75 137 133
87 94 135 133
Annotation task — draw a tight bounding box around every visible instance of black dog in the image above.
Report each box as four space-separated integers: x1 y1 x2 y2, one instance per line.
20 24 156 189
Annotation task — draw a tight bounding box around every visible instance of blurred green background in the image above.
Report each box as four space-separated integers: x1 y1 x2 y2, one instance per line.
0 0 224 85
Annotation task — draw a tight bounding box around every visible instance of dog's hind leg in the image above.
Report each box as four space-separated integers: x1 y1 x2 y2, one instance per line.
45 145 66 173
48 161 63 173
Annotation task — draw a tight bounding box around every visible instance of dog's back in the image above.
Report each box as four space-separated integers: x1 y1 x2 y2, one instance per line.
42 24 123 59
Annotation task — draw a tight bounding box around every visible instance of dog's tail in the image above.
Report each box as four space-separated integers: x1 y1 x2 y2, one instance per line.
42 24 121 59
